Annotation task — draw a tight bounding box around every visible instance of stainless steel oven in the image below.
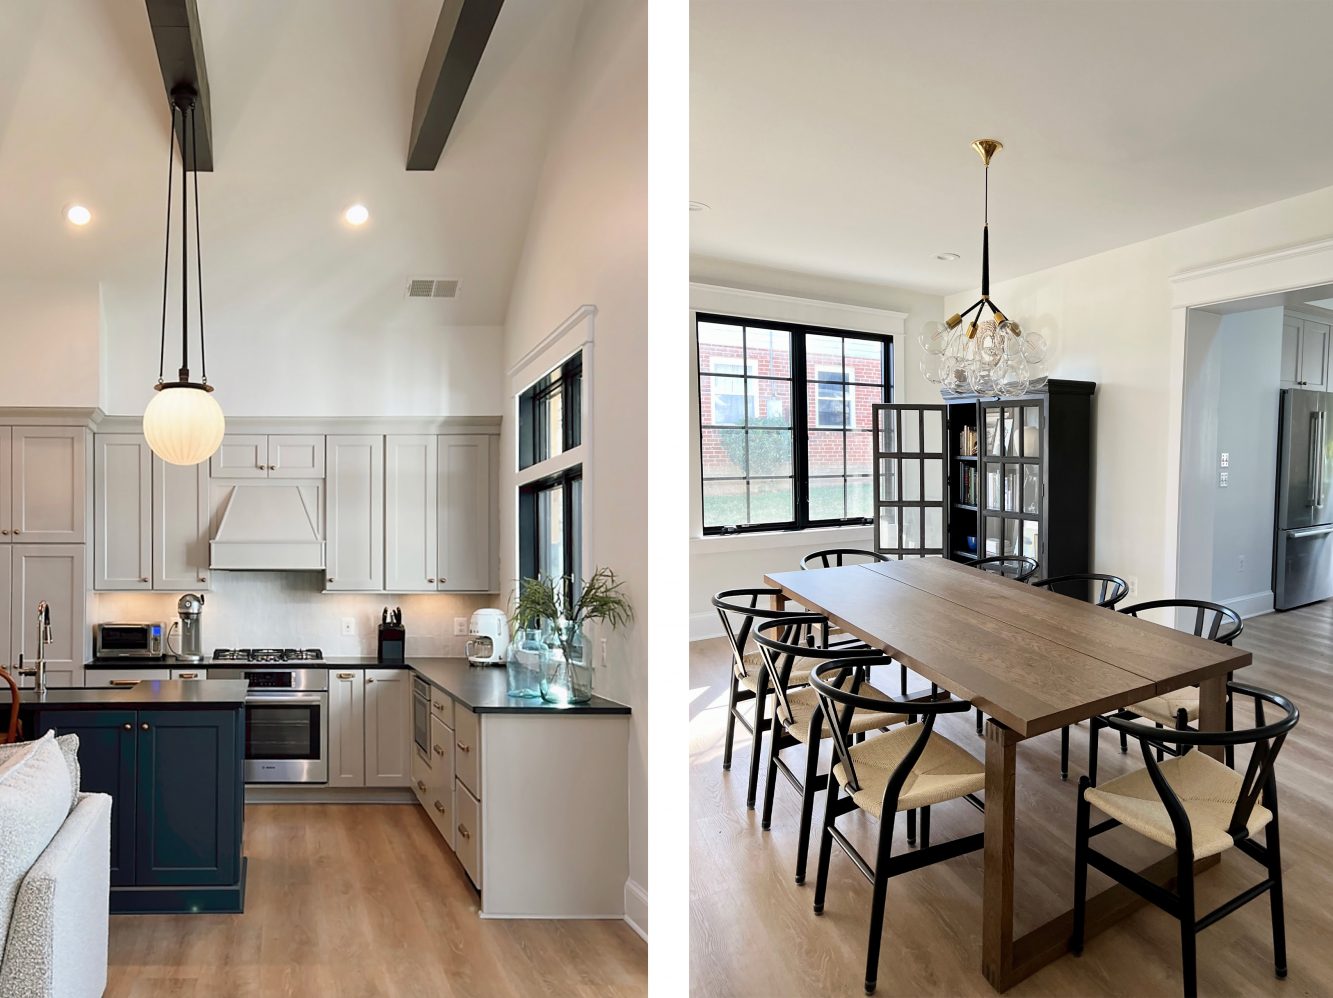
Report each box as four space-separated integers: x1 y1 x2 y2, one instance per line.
412 673 431 761
211 667 329 784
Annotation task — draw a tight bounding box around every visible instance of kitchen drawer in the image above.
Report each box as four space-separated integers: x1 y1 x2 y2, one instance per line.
454 706 480 797
410 744 432 808
428 713 455 850
455 780 481 888
170 668 207 680
429 688 453 729
86 668 172 687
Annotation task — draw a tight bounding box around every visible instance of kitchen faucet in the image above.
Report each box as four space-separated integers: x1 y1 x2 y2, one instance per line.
16 600 52 695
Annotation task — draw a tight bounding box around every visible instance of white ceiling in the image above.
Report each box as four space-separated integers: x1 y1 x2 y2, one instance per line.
691 0 1333 296
0 0 584 326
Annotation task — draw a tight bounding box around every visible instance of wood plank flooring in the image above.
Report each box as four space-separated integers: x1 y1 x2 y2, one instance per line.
106 803 646 997
690 603 1333 996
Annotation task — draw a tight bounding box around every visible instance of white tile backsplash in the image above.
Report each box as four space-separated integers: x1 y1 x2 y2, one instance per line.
92 572 503 657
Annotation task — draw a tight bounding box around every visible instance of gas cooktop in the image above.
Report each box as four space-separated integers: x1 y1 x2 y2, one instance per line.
211 648 325 663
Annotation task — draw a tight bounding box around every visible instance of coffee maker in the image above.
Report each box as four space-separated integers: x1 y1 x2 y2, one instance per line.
174 593 206 663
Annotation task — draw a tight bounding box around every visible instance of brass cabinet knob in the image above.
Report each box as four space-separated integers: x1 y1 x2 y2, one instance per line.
366 677 375 683
141 577 149 583
456 740 469 753
416 780 426 791
1 529 8 535
12 529 19 534
122 722 132 731
433 743 444 756
427 578 435 583
434 801 447 814
457 823 470 840
328 577 334 583
198 576 207 583
140 722 149 731
337 672 354 680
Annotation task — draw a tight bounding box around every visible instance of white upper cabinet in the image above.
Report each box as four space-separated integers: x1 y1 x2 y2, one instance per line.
385 435 438 593
93 435 152 590
9 427 89 544
1281 312 1332 391
438 434 494 592
211 434 324 479
9 544 87 688
153 457 210 591
325 435 383 591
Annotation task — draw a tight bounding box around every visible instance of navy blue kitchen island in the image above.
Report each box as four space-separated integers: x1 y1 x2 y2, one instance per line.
15 680 248 914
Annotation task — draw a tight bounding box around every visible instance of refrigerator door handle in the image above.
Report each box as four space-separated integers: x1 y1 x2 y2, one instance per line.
1309 411 1322 507
1320 411 1328 509
1290 525 1333 539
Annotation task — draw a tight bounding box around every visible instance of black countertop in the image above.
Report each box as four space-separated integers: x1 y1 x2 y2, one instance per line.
7 679 249 709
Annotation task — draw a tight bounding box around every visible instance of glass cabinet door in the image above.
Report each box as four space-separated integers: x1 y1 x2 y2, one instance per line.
873 404 947 557
978 401 1043 565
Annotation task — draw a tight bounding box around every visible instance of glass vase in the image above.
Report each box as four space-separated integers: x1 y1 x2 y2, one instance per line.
505 628 546 699
540 621 593 705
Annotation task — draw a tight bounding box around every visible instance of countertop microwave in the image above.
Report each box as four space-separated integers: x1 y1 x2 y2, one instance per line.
94 623 166 659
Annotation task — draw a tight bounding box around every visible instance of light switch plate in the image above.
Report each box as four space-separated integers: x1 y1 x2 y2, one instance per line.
1126 576 1138 597
1219 471 1229 487
340 617 356 636
1220 452 1230 467
453 617 468 636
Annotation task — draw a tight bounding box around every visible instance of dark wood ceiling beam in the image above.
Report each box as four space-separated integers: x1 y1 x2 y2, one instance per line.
145 0 213 171
407 0 505 171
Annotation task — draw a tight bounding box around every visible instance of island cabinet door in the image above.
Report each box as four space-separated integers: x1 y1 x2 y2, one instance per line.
35 709 138 886
135 709 242 887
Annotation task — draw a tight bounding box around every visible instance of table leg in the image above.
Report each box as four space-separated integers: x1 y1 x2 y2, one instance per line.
1198 674 1227 762
982 719 1018 990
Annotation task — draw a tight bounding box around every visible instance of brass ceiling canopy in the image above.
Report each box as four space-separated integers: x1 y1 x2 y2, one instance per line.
971 138 1003 166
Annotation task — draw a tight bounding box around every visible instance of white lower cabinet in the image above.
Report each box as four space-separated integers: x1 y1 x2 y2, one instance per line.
364 668 410 786
328 669 367 788
411 743 432 808
428 713 455 850
7 544 87 688
170 668 207 680
455 779 482 888
85 668 171 687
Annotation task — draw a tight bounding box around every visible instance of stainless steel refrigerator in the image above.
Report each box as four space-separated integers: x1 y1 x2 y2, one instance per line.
1275 388 1333 609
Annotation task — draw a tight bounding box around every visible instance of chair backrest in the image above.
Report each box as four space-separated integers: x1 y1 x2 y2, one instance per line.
1032 573 1129 609
752 615 881 730
800 548 887 570
809 659 972 813
1118 598 1243 645
0 667 18 744
712 588 826 686
1100 682 1298 845
973 555 1039 582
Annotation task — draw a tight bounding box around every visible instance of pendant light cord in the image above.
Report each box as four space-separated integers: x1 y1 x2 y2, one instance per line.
190 104 207 383
158 104 176 384
180 98 189 378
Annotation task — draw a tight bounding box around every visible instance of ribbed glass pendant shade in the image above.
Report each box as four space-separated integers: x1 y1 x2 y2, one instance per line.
144 386 225 465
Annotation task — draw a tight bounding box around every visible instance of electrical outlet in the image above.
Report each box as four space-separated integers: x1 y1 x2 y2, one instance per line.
1238 554 1246 572
600 637 608 668
340 617 356 636
1126 576 1138 597
1219 471 1229 488
453 617 468 636
1220 452 1230 468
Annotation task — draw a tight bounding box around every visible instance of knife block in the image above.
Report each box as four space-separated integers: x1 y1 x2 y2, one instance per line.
377 622 405 664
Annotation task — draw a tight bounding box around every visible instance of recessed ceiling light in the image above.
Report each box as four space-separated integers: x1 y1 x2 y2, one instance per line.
689 201 709 212
65 204 92 226
343 203 369 226
935 252 960 261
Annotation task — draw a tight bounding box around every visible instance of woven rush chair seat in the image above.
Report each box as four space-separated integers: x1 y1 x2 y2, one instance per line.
1127 688 1201 727
831 725 985 818
739 650 817 693
784 685 907 743
1084 750 1272 860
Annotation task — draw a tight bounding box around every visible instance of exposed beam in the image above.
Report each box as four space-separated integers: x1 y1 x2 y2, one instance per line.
145 0 213 171
407 0 505 171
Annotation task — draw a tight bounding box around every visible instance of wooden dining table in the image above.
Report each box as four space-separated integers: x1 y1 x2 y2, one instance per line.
763 557 1251 992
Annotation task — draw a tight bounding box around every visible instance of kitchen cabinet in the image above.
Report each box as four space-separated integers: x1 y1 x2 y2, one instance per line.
1281 312 1332 391
411 739 432 808
427 712 455 850
0 426 90 544
85 669 172 688
327 667 366 788
385 435 438 592
455 780 481 887
210 434 324 479
438 434 494 592
453 704 481 798
35 704 245 911
153 457 210 591
93 434 152 590
325 435 383 592
8 544 87 688
363 667 409 787
170 668 206 680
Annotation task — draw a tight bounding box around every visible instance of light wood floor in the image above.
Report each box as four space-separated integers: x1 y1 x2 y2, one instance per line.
106 803 646 997
690 603 1333 996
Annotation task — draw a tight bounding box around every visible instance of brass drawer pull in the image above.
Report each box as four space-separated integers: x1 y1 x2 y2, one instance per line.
179 672 198 679
337 672 355 680
434 800 447 814
110 679 140 687
457 823 471 840
456 740 470 753
416 780 426 792
433 743 445 756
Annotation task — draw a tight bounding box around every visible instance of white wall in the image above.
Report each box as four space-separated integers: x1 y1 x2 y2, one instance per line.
0 280 101 407
497 0 648 932
685 262 943 635
92 572 493 658
926 181 1333 603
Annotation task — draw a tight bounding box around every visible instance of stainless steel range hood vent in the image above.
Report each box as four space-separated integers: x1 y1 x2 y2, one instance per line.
209 482 325 571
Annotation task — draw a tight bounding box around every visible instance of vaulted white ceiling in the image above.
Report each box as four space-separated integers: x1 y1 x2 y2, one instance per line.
691 0 1333 295
0 0 584 326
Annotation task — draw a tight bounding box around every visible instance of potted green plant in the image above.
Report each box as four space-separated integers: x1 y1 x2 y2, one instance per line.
511 567 633 704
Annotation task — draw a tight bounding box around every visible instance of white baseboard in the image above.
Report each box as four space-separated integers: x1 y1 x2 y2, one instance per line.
244 786 415 804
690 611 723 642
1216 590 1275 619
623 878 647 940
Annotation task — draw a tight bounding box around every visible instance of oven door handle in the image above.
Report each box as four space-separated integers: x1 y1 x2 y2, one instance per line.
245 694 327 705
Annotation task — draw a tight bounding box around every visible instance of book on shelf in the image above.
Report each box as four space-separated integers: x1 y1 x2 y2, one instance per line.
958 464 978 507
958 425 978 457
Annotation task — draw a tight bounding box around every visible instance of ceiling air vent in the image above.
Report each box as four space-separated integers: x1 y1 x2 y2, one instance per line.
406 278 459 299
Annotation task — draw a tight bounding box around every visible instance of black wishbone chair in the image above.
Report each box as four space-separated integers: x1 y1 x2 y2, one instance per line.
809 660 987 996
712 588 831 810
969 554 1040 734
752 616 910 885
800 547 911 696
1029 573 1130 779
1091 599 1244 777
1073 682 1298 998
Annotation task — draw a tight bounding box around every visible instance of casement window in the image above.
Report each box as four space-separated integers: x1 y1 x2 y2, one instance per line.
518 352 584 593
696 313 892 534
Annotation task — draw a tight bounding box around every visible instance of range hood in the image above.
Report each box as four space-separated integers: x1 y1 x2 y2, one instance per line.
209 482 325 571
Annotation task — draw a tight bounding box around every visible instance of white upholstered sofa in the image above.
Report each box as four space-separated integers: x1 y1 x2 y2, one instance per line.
0 731 111 998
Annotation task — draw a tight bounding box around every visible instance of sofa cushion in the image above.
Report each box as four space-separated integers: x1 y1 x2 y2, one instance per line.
0 732 72 958
0 734 79 813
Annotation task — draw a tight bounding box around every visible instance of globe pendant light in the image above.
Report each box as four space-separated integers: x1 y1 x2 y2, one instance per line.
917 139 1048 398
143 86 224 466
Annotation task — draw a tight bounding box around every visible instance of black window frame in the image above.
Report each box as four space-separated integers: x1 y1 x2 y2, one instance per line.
518 352 583 472
696 312 893 535
518 466 583 589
